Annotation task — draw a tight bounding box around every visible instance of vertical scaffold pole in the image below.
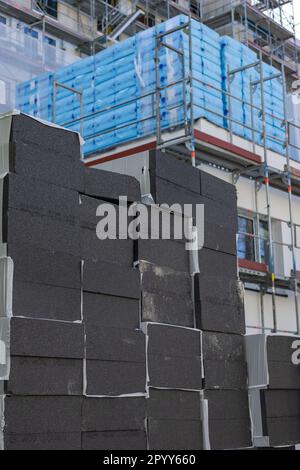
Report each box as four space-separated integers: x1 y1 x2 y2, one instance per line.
258 51 277 332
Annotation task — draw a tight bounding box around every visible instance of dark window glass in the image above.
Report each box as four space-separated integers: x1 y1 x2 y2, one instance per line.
238 216 255 261
0 15 6 25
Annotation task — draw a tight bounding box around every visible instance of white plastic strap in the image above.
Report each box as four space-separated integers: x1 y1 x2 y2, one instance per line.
0 318 10 380
0 257 13 319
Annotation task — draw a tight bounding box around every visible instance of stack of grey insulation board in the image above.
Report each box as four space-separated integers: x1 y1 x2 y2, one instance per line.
148 150 252 450
0 113 146 450
246 334 300 448
0 113 84 450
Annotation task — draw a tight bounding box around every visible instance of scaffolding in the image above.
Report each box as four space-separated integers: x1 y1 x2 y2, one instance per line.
54 15 300 335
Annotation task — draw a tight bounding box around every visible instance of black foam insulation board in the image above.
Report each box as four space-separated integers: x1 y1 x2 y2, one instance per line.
198 248 237 279
136 239 189 272
82 430 147 450
6 356 83 396
82 397 146 431
85 360 146 396
85 325 145 363
10 140 84 191
146 389 201 421
4 396 82 434
150 176 202 210
202 332 248 390
261 390 300 446
149 150 201 194
8 244 81 289
140 262 194 327
10 114 81 156
83 260 140 299
80 227 134 266
84 167 141 203
3 173 80 224
12 281 81 322
147 324 202 390
83 292 140 329
200 171 237 210
266 336 300 389
4 209 80 256
205 389 252 450
261 390 300 419
4 432 82 450
194 296 245 335
195 272 242 306
147 419 203 450
10 317 84 359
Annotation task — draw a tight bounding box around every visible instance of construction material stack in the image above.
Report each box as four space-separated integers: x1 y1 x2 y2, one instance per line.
16 15 287 159
220 36 285 154
246 334 300 448
16 15 224 156
147 150 252 449
0 113 84 450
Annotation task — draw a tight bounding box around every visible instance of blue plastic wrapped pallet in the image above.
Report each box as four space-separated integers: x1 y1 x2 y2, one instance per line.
220 36 286 154
16 15 224 155
16 15 286 157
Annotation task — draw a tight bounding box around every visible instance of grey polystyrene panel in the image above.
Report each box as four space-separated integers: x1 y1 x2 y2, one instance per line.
149 150 201 194
83 260 140 299
3 396 82 433
7 356 83 396
85 360 146 397
12 282 81 322
85 325 146 363
80 227 134 267
5 172 80 224
10 114 82 155
146 389 201 421
4 432 82 450
84 167 141 203
202 331 248 390
10 318 84 359
82 396 146 432
245 334 269 388
82 430 147 450
5 209 80 256
11 140 84 191
8 245 81 290
82 292 140 330
146 323 202 391
147 419 203 450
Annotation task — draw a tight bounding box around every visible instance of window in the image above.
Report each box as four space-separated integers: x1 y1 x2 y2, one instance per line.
36 1 57 19
0 15 6 25
238 214 270 266
24 27 38 39
238 216 255 262
45 36 56 47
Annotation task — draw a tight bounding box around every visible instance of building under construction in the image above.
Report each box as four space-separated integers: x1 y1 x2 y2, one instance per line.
0 0 300 451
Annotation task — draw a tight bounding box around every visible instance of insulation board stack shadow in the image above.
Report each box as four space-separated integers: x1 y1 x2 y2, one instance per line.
1 113 84 450
246 334 300 448
147 149 252 449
